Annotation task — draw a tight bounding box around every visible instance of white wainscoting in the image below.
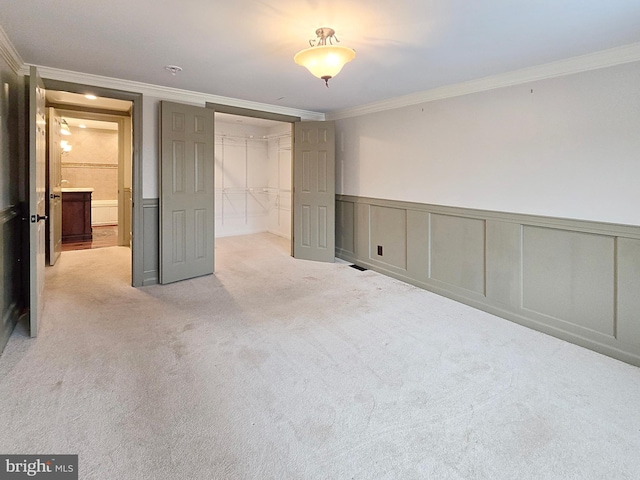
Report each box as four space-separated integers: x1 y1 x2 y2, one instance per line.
92 199 118 226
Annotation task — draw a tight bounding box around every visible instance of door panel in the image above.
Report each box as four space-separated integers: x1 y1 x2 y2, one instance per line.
118 116 132 247
293 121 335 262
160 102 214 284
47 107 62 265
29 66 47 337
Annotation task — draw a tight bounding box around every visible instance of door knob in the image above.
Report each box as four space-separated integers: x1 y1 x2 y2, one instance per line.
30 215 48 223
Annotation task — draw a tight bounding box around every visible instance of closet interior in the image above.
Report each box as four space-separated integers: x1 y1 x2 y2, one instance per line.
214 113 292 250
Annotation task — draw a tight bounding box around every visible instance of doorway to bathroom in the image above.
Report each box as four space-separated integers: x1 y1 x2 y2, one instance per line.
56 114 130 252
44 90 133 267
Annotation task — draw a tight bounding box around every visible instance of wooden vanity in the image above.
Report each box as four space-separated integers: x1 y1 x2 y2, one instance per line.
62 188 93 243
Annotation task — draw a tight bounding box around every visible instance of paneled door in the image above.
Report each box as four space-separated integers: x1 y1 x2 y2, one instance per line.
47 107 62 266
293 121 335 262
160 101 215 284
28 66 47 336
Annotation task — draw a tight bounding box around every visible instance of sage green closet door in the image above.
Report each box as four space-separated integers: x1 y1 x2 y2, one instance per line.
160 101 215 284
293 121 335 263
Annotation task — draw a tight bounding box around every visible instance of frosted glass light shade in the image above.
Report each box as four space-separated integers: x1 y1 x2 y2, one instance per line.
294 45 356 81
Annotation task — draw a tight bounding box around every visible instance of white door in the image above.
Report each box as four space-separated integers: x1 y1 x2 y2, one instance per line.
293 121 335 262
29 66 47 336
47 107 62 266
160 101 215 284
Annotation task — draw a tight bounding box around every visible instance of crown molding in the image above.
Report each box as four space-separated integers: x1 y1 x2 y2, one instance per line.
326 42 640 121
21 64 325 121
0 26 24 74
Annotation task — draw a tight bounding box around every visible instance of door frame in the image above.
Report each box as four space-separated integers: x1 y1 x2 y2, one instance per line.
205 102 300 255
42 79 144 286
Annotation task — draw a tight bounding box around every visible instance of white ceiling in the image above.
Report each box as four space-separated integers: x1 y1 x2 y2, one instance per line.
2 1 640 114
46 91 132 112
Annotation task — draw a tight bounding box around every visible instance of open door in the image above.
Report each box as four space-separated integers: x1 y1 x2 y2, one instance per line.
293 121 335 262
118 116 133 247
160 101 215 284
28 66 47 336
47 107 62 265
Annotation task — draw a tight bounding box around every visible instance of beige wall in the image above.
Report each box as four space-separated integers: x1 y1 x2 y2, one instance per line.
61 126 118 200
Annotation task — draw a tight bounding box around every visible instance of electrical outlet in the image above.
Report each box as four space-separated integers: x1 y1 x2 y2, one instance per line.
377 245 383 256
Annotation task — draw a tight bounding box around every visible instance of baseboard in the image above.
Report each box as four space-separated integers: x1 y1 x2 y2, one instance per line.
267 229 291 240
142 271 158 286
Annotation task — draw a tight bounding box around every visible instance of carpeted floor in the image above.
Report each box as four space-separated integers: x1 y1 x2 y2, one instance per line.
1 233 639 479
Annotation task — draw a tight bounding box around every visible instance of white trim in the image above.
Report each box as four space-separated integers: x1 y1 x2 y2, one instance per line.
12 40 640 122
91 199 118 226
326 42 640 120
22 64 325 121
0 26 24 74
92 199 118 207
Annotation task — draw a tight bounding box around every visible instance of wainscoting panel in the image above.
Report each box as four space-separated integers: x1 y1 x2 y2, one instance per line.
336 195 640 367
355 202 370 261
142 199 159 286
1 206 20 353
335 199 354 254
617 238 640 348
406 210 429 282
430 213 485 295
369 205 407 271
522 226 615 337
486 220 521 308
91 199 118 226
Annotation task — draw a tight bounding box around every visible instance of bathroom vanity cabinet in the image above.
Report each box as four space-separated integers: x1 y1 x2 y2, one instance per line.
62 190 93 243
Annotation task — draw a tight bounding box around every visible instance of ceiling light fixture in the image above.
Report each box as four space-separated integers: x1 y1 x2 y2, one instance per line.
60 119 71 136
85 94 97 100
294 28 355 87
164 65 183 76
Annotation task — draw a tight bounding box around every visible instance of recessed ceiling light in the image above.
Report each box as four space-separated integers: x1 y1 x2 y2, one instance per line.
85 94 97 100
79 125 87 129
164 65 183 75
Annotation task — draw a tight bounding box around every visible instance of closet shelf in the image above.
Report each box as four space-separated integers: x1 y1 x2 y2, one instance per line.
217 187 291 194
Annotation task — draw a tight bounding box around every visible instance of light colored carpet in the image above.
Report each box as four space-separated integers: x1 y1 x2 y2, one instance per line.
1 232 639 479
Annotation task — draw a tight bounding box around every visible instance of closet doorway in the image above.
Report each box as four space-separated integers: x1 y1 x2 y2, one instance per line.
214 113 293 258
